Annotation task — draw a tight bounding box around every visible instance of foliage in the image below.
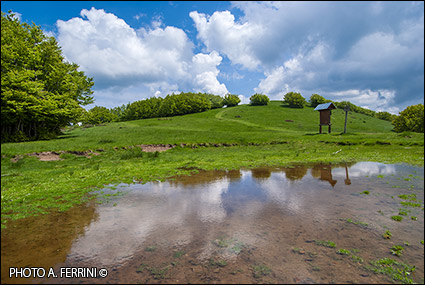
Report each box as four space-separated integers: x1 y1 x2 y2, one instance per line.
204 93 225 109
375 111 396 122
333 101 375 117
250 93 270 106
223 94 241 107
1 11 94 143
309 94 331 107
82 106 117 125
158 92 211 116
392 104 424 133
283 92 306 108
108 92 223 122
125 97 163 120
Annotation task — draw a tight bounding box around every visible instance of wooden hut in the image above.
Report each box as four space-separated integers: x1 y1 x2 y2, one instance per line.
314 102 336 133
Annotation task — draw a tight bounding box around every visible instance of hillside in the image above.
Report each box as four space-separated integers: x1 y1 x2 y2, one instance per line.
1 101 405 155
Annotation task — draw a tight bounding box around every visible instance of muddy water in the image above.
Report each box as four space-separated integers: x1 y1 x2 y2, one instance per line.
2 162 424 284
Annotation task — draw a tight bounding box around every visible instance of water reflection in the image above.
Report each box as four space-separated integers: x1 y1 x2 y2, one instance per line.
1 202 97 284
251 168 271 180
2 162 423 284
63 162 421 268
311 163 338 187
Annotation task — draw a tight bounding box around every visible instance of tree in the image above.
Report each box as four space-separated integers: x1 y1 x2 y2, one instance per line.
375 111 396 122
1 11 94 142
203 93 224 109
283 92 306 108
250 93 270 106
309 94 329 107
82 106 117 125
392 104 424 133
223 94 241 107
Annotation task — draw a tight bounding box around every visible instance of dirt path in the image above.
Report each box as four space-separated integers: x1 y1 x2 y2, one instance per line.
215 108 289 132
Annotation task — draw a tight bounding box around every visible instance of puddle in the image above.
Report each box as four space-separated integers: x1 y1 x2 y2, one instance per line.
1 162 424 284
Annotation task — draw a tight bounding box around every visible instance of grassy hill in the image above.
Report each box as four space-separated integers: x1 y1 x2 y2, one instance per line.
0 101 410 154
1 101 423 226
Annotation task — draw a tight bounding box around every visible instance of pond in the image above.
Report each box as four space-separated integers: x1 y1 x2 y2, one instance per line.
1 162 424 284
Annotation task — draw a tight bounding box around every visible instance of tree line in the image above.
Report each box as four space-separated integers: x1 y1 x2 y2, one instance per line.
82 93 241 124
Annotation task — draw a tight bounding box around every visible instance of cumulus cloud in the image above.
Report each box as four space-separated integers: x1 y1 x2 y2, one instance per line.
192 51 228 95
56 7 228 107
189 10 262 70
192 1 424 112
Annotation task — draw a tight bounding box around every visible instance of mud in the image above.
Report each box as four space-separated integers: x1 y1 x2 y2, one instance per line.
10 150 101 162
1 162 424 284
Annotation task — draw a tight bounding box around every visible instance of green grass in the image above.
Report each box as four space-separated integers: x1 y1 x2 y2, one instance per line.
383 230 392 239
144 246 157 252
345 218 368 227
314 240 336 248
1 101 424 227
391 215 404 222
390 245 404 257
252 263 272 278
367 258 416 284
336 248 351 255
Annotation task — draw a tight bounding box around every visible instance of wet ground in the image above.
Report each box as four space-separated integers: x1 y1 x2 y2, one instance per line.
2 162 424 284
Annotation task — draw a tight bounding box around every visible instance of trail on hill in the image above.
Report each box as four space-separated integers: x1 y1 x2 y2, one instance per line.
215 108 289 132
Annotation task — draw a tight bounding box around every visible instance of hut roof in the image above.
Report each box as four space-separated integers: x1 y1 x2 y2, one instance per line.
314 102 336 111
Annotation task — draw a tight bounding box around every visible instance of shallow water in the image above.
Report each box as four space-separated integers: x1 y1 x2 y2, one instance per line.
2 162 424 284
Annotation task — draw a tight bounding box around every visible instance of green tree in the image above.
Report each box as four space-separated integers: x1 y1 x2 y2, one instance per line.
375 111 396 122
223 94 241 107
392 104 424 133
203 93 224 109
309 94 330 107
250 93 270 106
283 92 306 108
1 11 93 142
82 106 117 125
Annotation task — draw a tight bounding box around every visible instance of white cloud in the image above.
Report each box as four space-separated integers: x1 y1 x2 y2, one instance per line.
192 2 424 112
189 10 262 70
192 51 228 95
133 13 146 21
56 7 228 106
328 89 397 113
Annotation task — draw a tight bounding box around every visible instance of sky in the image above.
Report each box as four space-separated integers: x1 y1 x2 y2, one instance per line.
2 1 424 114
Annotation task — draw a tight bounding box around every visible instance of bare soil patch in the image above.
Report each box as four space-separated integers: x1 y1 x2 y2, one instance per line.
11 150 101 162
136 144 175 152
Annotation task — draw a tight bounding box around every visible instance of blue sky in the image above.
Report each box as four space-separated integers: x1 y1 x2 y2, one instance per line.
2 1 424 114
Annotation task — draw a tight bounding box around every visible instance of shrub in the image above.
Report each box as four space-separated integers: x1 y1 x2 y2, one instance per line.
283 92 306 108
392 104 424 133
223 94 241 107
309 94 330 107
250 93 270 106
